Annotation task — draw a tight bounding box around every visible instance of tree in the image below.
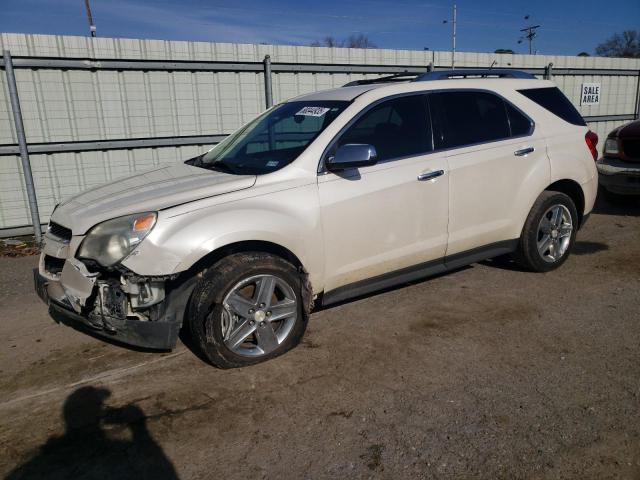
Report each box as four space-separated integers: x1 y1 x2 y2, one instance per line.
577 52 590 57
310 34 377 49
595 30 640 58
310 36 343 48
494 49 515 54
345 34 377 49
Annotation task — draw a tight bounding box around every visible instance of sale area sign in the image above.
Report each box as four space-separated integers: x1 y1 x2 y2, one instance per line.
580 83 601 105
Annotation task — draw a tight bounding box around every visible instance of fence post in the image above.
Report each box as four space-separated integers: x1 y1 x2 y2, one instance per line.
544 62 554 80
3 50 42 243
263 55 273 109
634 70 640 120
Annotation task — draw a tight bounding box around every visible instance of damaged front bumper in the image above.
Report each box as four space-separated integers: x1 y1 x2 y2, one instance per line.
34 235 193 350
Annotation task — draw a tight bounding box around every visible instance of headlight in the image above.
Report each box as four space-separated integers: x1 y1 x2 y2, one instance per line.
77 212 157 267
603 138 619 157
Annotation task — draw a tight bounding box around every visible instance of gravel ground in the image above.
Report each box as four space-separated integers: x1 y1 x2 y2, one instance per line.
0 196 639 480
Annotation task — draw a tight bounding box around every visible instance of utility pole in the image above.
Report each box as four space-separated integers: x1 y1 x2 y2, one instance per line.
443 4 457 69
518 15 539 55
84 0 97 37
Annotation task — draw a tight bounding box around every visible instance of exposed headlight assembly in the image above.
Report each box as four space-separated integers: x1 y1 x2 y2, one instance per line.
77 212 157 267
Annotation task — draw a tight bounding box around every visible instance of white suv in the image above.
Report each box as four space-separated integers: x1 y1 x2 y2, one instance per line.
35 69 599 368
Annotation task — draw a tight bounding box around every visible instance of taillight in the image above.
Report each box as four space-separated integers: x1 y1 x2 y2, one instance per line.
585 130 598 161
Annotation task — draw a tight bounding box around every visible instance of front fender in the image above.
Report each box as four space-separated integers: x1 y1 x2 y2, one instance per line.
121 184 325 290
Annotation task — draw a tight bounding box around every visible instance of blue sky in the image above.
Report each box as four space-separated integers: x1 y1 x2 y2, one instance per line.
1 0 639 55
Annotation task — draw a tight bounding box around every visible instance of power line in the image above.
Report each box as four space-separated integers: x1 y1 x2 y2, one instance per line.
518 15 540 54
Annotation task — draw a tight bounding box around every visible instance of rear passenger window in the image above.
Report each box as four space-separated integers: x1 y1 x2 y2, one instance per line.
431 91 532 149
518 87 586 126
338 95 432 161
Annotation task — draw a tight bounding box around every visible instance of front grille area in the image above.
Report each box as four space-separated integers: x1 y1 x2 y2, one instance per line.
44 255 66 275
48 222 72 241
622 138 640 161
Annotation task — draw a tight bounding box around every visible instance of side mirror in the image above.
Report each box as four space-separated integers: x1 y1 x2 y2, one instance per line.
326 144 378 171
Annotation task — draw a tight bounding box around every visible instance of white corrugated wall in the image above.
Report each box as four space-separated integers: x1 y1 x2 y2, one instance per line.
1 33 639 231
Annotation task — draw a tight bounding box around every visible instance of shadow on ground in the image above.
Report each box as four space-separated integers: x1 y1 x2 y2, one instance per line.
593 192 640 217
6 387 179 480
572 241 609 255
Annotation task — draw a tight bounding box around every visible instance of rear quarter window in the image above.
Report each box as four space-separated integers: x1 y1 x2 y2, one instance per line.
518 87 586 126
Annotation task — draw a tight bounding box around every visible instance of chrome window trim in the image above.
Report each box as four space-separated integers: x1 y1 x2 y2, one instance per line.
317 87 536 174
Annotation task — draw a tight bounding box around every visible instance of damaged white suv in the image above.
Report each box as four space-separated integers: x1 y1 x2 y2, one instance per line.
35 69 599 368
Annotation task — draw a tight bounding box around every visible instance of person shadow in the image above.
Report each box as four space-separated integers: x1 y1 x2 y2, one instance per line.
6 386 179 480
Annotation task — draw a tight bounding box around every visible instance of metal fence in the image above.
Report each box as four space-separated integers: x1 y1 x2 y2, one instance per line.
1 33 639 236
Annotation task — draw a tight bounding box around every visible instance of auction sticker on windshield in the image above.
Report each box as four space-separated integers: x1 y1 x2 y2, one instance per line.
296 106 331 117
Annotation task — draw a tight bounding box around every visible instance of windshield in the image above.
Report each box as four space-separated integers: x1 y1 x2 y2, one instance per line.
197 100 349 175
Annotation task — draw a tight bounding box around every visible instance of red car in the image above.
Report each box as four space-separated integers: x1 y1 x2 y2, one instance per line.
597 119 640 196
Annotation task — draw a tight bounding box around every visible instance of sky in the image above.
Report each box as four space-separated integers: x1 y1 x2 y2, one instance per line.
1 0 639 55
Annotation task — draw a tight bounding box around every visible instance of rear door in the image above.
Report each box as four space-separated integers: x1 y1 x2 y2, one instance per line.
429 90 549 257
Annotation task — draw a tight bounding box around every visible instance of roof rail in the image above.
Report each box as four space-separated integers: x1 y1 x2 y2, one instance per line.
414 69 535 81
342 73 420 87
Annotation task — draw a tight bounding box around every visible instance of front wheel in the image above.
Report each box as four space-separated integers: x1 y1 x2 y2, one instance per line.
512 191 578 272
188 252 309 368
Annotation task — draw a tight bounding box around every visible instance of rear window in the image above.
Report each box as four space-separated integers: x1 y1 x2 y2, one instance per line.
431 91 511 149
518 87 586 126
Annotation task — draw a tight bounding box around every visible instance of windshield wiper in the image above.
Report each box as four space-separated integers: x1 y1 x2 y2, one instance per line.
206 160 240 175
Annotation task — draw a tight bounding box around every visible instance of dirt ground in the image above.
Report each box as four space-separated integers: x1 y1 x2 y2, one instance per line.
0 196 639 480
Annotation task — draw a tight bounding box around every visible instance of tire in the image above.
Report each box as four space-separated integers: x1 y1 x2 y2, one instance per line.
512 191 579 272
188 252 310 368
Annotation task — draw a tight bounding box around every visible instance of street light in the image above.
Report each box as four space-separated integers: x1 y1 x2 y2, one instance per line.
442 4 457 69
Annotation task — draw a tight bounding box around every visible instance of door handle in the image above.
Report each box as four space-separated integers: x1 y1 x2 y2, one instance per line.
514 147 535 156
417 169 445 181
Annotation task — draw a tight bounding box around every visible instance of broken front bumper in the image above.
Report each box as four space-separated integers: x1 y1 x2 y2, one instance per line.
34 263 185 351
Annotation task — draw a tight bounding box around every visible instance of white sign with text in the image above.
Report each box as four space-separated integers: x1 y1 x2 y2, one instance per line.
580 83 601 105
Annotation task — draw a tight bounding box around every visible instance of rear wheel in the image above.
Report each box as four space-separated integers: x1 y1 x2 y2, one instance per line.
513 191 578 272
188 252 308 368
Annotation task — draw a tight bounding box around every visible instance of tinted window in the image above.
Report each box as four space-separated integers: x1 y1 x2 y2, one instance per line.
338 95 432 161
518 87 586 126
505 102 533 136
431 91 511 149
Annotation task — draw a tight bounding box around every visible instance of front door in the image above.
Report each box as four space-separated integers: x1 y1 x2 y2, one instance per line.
318 94 449 293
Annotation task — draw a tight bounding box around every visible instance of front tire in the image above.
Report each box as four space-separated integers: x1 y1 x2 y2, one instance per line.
513 191 578 272
188 252 309 368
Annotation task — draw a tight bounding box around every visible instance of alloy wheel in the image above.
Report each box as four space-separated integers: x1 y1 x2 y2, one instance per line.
218 274 298 357
536 204 573 263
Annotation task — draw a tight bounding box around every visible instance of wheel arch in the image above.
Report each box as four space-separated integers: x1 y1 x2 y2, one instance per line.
545 179 585 227
179 240 315 318
188 240 306 275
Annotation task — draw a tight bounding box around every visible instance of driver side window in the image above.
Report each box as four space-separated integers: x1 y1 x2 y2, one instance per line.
338 94 432 162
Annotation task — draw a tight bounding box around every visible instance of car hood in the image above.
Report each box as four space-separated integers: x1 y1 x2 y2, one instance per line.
51 163 256 234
